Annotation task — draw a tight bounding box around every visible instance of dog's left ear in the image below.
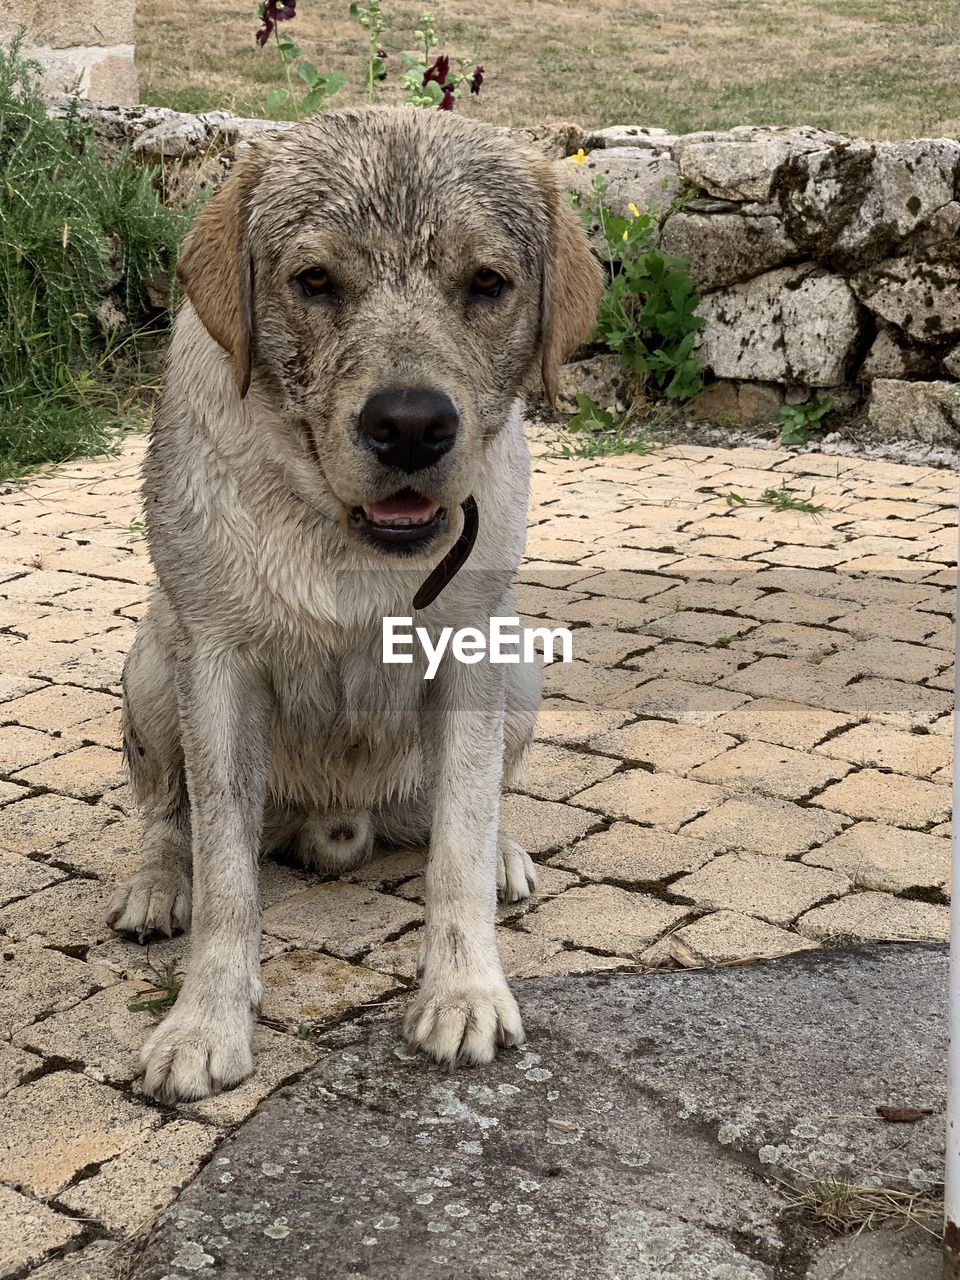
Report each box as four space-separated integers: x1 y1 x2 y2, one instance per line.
175 149 268 398
540 184 605 405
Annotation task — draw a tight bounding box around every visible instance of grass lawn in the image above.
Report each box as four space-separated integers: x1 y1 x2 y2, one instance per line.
137 0 960 138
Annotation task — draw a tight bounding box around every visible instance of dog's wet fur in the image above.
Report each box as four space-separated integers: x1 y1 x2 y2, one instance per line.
105 108 603 1102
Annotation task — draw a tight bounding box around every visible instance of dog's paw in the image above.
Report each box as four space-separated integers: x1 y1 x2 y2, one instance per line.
497 837 538 904
404 976 524 1068
140 1001 253 1103
106 867 192 941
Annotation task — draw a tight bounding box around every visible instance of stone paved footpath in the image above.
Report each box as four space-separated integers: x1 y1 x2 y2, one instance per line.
0 429 955 1277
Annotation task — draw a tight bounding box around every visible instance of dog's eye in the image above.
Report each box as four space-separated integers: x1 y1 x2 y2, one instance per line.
469 268 506 299
295 267 334 299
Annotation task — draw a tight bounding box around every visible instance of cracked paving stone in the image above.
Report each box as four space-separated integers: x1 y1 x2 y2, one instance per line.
572 769 726 832
622 677 750 725
521 883 688 956
0 877 115 950
711 698 853 751
688 739 849 800
500 794 599 854
0 1070 159 1197
0 1185 84 1276
640 909 818 968
13 981 156 1084
811 768 951 829
0 1042 42 1099
0 940 108 1037
802 822 950 893
59 1120 219 1237
672 855 849 926
0 847 66 907
512 742 620 802
551 821 717 884
260 951 396 1025
261 882 421 960
814 724 952 779
799 891 950 944
589 720 737 775
679 794 847 857
181 1026 318 1126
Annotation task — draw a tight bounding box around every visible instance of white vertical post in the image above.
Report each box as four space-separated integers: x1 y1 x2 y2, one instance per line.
946 497 960 1278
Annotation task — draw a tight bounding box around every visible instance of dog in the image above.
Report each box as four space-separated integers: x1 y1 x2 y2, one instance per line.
105 107 603 1103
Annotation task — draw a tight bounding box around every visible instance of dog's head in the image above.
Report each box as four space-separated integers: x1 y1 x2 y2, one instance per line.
176 108 602 558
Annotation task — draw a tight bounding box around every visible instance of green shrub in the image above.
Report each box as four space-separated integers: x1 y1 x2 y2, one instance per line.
577 173 704 403
0 35 191 480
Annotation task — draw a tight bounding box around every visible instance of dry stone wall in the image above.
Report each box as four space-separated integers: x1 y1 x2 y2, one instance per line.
1 0 138 103
53 99 960 443
572 124 960 443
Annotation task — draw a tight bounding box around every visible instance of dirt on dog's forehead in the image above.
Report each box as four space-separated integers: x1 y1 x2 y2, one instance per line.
250 107 550 263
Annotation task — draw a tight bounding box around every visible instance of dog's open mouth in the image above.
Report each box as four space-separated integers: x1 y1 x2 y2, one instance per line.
349 489 448 549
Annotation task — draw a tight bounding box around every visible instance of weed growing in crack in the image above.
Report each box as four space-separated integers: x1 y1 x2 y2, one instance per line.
725 481 825 515
128 958 184 1020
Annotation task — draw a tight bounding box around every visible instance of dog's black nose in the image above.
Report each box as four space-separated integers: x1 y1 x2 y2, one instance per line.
357 387 459 473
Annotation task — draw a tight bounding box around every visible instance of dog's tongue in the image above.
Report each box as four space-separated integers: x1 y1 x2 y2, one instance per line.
365 492 439 525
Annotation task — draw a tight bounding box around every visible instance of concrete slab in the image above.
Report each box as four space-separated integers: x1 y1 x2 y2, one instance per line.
129 945 947 1280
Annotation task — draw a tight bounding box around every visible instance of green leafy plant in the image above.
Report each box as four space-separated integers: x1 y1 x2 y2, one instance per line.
128 959 184 1020
725 482 825 515
580 174 704 402
255 0 347 116
0 35 189 481
550 394 656 459
401 10 484 110
778 394 833 447
349 1 387 102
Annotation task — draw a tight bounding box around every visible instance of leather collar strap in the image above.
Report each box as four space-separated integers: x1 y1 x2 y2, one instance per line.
412 495 479 610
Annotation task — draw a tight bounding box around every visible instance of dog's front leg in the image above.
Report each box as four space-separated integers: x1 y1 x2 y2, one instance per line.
139 644 271 1103
405 661 523 1068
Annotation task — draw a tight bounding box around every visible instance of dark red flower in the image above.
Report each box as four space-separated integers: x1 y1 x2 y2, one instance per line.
422 54 450 87
469 65 484 95
439 86 456 110
256 0 297 47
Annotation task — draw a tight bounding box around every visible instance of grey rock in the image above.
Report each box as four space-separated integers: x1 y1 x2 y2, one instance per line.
556 355 633 414
860 325 941 381
558 147 683 220
128 946 946 1280
853 258 960 343
776 139 960 266
583 125 677 151
697 264 862 385
132 116 210 159
661 211 799 291
943 342 960 378
505 122 587 160
805 1227 940 1280
901 200 960 263
868 378 960 445
673 126 845 203
737 382 784 424
686 380 784 426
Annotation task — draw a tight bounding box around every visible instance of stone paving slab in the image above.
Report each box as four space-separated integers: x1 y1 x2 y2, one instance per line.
0 432 955 1273
126 946 946 1280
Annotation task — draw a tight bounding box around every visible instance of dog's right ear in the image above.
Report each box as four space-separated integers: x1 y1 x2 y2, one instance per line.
175 150 267 398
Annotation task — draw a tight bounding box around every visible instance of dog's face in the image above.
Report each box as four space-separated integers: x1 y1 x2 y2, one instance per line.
176 109 602 559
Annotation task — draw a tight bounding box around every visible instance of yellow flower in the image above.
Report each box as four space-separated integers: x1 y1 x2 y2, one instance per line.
627 202 640 218
622 229 629 241
572 148 588 165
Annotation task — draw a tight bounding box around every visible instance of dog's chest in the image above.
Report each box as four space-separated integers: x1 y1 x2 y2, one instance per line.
266 629 428 809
